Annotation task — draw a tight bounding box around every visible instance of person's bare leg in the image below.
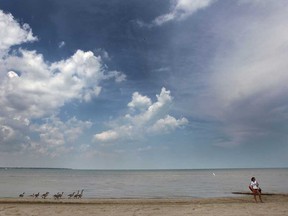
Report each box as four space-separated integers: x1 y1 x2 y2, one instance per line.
258 192 263 203
253 193 258 203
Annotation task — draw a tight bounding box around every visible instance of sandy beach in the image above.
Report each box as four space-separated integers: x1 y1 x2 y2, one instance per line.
0 195 287 216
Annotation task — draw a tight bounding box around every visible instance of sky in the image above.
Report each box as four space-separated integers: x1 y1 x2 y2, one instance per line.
0 0 288 169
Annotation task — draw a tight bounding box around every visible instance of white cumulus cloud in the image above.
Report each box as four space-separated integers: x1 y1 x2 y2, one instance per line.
94 130 120 142
128 92 152 111
1 49 124 119
148 115 188 133
93 88 188 143
0 10 37 56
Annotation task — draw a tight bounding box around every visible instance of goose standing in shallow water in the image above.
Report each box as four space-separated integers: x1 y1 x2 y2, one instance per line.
19 192 25 198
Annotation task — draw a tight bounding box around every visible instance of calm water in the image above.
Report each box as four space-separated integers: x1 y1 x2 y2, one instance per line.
0 168 287 198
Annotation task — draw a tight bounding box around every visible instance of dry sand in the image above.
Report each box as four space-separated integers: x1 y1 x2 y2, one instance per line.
0 194 287 216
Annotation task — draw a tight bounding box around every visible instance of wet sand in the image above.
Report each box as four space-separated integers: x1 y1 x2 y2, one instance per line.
0 195 287 216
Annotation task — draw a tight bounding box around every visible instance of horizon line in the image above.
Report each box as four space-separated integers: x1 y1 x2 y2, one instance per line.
1 166 287 171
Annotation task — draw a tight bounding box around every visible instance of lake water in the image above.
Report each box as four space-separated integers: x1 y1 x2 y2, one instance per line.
0 168 287 199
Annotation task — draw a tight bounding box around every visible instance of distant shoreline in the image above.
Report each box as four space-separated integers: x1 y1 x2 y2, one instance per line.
1 167 287 171
0 167 72 170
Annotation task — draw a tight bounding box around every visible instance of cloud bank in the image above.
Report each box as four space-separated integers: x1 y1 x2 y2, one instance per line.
0 10 125 156
0 9 186 158
203 1 288 146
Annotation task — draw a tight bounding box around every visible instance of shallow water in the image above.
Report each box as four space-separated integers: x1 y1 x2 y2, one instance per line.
0 168 287 198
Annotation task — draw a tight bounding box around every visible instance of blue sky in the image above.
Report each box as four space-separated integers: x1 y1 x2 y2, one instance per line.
0 0 288 169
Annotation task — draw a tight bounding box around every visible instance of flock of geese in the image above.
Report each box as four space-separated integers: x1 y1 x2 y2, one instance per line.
18 189 84 199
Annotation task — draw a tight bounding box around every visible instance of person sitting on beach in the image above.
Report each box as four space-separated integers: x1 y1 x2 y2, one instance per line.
249 177 263 203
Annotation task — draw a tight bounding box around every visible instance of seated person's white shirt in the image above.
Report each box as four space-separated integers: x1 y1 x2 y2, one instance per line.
250 181 259 189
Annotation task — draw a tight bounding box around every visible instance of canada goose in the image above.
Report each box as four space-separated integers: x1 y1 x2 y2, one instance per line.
53 193 59 199
19 192 25 198
41 192 49 199
58 192 64 199
73 190 79 198
54 192 64 199
75 189 84 199
67 192 75 199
